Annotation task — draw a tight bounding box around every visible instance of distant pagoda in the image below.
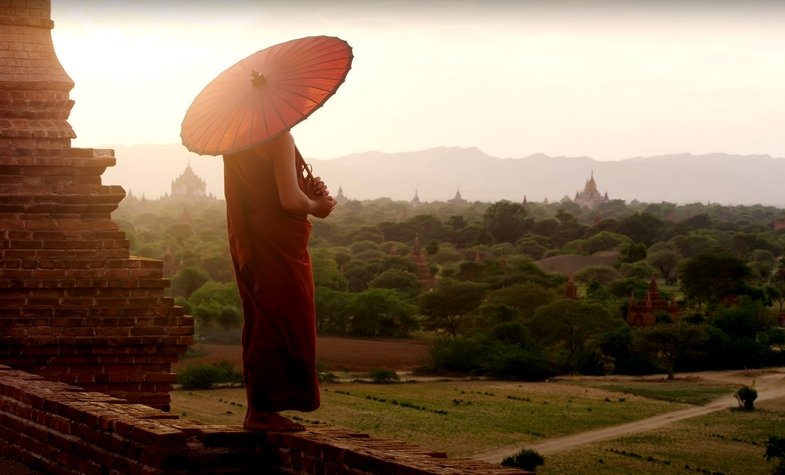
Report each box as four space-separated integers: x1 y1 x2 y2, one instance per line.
170 163 207 198
574 171 609 208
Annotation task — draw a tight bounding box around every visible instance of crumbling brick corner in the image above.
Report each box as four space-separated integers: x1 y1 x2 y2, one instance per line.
0 0 193 410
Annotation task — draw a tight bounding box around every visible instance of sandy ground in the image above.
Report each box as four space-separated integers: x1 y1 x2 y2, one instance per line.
473 367 785 464
172 336 431 374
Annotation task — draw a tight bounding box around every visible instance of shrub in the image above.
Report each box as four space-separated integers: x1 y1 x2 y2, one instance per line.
501 448 545 471
765 436 785 475
367 369 400 384
177 361 242 389
487 345 552 381
735 385 758 410
430 336 490 374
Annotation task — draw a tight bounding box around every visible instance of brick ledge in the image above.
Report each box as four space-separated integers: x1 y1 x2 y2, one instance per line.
0 365 530 475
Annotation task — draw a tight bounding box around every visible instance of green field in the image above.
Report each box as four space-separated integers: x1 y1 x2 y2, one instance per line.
540 397 785 475
172 380 688 456
170 375 785 474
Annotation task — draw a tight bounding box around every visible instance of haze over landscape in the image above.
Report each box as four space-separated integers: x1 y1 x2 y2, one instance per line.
51 0 785 205
107 145 785 206
5 3 785 473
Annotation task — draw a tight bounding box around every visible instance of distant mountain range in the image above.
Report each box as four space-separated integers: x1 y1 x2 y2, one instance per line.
101 144 785 206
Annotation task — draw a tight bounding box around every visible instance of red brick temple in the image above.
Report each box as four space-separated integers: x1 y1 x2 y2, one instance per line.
626 277 680 327
0 0 192 409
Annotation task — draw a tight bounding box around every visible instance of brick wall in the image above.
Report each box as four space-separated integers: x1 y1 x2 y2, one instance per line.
0 365 531 475
0 0 193 410
0 149 193 410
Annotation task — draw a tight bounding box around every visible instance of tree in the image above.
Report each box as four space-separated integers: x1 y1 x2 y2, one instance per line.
768 281 785 314
604 277 649 300
678 252 751 308
711 302 778 367
670 232 720 259
369 269 422 300
170 266 210 298
419 279 488 337
583 231 631 254
188 281 242 328
770 259 785 313
681 213 712 230
342 259 383 292
425 239 440 256
749 249 777 281
619 261 656 280
483 282 557 319
483 200 529 243
446 215 468 230
189 281 241 308
615 212 663 245
406 214 448 243
530 299 621 361
314 288 353 334
348 288 418 337
620 242 647 263
632 323 708 379
575 265 620 286
647 242 681 284
311 248 346 290
533 217 560 237
514 237 548 260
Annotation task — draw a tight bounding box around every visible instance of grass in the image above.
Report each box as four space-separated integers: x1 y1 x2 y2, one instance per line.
169 377 785 473
170 379 690 457
539 398 785 475
171 388 247 426
562 378 737 405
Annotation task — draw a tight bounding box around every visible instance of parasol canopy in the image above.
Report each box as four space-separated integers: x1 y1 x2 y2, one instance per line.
181 35 353 156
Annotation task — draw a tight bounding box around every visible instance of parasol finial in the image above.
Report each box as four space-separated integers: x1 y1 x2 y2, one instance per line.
250 70 266 88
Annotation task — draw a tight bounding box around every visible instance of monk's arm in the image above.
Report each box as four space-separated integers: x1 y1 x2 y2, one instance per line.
270 132 335 217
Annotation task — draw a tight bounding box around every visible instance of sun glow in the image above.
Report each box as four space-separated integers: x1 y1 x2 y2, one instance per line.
51 0 785 162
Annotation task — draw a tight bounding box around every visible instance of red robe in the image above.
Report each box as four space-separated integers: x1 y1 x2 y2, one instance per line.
223 147 319 413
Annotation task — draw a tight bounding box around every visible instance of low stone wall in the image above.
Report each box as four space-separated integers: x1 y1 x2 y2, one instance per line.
0 365 530 475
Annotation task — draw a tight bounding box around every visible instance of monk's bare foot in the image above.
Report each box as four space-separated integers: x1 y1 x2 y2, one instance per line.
244 412 305 432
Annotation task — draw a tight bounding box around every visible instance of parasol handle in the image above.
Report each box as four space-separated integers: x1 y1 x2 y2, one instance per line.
303 162 314 181
294 146 314 181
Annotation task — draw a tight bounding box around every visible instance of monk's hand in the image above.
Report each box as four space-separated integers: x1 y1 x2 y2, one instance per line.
312 194 336 219
307 176 329 198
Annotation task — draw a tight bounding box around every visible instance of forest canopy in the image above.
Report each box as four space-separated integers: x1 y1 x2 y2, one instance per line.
116 193 785 379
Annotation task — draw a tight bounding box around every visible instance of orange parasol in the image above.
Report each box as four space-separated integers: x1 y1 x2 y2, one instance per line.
181 35 353 156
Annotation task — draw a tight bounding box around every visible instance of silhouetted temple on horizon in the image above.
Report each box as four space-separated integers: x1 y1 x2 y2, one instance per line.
574 171 609 208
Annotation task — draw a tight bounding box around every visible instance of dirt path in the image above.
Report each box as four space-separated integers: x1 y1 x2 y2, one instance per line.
474 367 785 464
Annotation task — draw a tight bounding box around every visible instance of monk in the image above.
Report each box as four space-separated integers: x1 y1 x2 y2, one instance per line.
223 131 336 431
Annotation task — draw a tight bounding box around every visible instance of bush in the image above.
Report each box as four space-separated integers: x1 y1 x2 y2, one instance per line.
765 436 785 475
367 369 400 384
487 345 552 381
735 385 758 410
430 337 490 374
177 361 242 389
501 448 545 471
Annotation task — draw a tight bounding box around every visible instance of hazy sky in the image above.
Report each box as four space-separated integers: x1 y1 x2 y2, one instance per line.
51 0 785 161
